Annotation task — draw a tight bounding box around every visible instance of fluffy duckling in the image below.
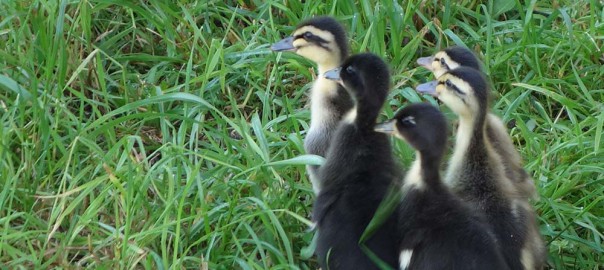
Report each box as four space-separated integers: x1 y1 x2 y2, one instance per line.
416 67 546 270
416 46 481 78
417 46 537 199
272 16 354 194
312 53 400 269
375 103 509 270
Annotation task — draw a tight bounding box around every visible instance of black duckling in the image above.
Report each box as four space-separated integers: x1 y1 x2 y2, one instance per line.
416 67 546 270
375 103 509 270
417 46 537 199
312 53 400 269
272 16 354 194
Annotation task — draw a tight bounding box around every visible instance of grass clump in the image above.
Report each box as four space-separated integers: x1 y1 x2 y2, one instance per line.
0 0 602 269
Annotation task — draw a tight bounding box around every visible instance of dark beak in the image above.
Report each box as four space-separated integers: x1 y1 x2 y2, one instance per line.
323 67 343 85
416 80 439 97
374 120 396 134
271 36 296 52
416 56 434 70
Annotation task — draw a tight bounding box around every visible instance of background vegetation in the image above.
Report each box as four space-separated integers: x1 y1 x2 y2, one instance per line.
0 0 602 269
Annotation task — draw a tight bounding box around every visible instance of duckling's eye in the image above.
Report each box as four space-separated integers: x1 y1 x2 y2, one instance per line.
445 80 453 88
440 58 446 66
346 66 355 74
400 116 416 127
303 32 313 39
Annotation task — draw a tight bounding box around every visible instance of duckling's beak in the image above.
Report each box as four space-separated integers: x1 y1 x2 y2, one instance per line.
323 67 343 84
416 80 438 97
374 120 396 134
417 56 434 70
271 36 296 52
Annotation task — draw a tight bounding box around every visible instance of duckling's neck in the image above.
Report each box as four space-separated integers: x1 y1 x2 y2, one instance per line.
445 115 488 185
317 60 341 76
405 151 443 191
309 58 350 132
461 114 488 155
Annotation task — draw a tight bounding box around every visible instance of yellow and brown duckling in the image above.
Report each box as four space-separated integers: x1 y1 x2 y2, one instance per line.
417 46 537 199
375 103 509 270
312 53 400 269
416 46 482 78
416 67 546 269
272 16 354 194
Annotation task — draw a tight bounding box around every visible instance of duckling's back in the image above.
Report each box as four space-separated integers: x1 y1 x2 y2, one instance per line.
399 189 510 270
486 114 537 198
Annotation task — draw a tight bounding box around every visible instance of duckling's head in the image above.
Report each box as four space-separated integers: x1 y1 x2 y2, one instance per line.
416 66 489 119
417 46 481 78
375 103 448 157
323 53 390 107
271 16 348 67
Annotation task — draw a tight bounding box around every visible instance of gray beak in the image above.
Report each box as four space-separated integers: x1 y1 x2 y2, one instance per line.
323 67 343 84
416 80 439 97
271 36 296 52
374 120 396 134
416 56 434 70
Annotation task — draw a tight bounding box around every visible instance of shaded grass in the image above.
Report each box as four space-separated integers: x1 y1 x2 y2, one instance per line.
0 0 602 269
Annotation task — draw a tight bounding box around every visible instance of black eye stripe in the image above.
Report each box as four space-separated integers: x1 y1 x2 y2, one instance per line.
295 32 328 43
441 80 465 95
451 85 464 95
294 32 332 51
438 58 450 70
433 57 451 70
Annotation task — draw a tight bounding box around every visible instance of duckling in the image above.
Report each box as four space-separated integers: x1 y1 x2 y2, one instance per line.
417 46 537 199
416 67 546 270
272 16 353 194
416 45 482 78
375 103 509 270
312 53 400 269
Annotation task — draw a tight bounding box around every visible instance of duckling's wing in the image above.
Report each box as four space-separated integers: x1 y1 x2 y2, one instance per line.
486 114 537 199
312 188 342 225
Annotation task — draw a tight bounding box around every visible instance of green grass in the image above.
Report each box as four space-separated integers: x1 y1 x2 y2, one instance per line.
0 0 602 269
